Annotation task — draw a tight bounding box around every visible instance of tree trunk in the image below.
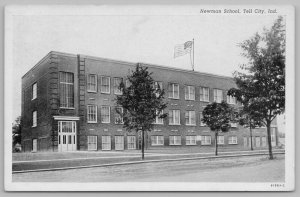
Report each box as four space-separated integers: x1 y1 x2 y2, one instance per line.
250 126 253 151
266 121 274 160
215 131 218 156
141 130 145 160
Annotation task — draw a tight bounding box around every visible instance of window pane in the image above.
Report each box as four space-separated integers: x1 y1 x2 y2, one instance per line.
87 105 97 123
101 106 110 123
32 83 37 99
101 76 110 93
59 72 74 108
115 107 123 124
114 78 122 95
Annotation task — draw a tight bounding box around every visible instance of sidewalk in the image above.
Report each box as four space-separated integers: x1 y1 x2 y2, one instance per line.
12 149 285 173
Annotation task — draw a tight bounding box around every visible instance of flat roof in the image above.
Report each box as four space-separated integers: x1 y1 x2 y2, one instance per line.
23 51 234 81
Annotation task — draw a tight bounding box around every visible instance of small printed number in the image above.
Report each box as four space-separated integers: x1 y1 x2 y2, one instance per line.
270 184 285 187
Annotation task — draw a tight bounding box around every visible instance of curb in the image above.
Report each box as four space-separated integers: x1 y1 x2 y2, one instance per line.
12 151 285 174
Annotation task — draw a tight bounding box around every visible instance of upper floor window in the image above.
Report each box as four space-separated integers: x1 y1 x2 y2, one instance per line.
153 81 163 97
125 79 131 88
200 87 209 102
217 136 225 145
87 105 97 123
114 78 123 95
115 107 124 124
32 111 37 127
227 95 236 104
185 85 195 100
101 106 110 123
169 109 180 125
87 74 97 92
213 89 223 103
185 111 196 126
168 83 179 99
32 82 37 100
100 76 110 94
59 72 74 108
199 113 206 126
154 110 164 124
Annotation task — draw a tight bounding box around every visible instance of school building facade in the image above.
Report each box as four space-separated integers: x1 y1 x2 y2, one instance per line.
21 51 278 152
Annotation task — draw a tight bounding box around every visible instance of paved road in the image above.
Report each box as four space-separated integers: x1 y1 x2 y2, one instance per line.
12 154 285 182
12 150 284 172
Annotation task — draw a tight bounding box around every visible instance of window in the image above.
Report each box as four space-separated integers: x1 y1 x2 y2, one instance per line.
227 95 236 104
153 81 163 97
185 111 196 126
186 136 196 145
256 137 261 147
32 82 37 100
199 113 206 126
217 136 225 145
168 83 179 99
100 76 110 94
59 72 74 108
32 111 37 127
200 87 209 102
115 107 123 124
87 74 97 92
169 110 180 125
231 122 238 127
185 85 195 100
125 79 131 88
228 136 238 144
261 136 267 147
213 89 223 103
127 136 136 149
114 77 123 95
115 136 124 150
151 136 164 146
154 110 164 124
87 105 97 123
102 136 111 150
169 136 181 145
87 136 97 150
101 106 110 123
201 136 211 145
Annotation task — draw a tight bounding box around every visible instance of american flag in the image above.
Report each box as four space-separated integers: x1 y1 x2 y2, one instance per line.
174 41 193 58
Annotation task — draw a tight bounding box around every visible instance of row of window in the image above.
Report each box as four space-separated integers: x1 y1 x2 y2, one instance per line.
30 72 236 110
85 135 240 151
86 105 237 127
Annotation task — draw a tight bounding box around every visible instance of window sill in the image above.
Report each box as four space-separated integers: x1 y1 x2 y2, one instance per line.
151 144 164 146
169 124 181 126
87 90 97 93
169 144 182 146
59 107 75 110
153 123 164 125
201 144 211 146
228 143 238 145
31 98 37 101
186 144 197 146
168 97 180 100
87 122 98 124
101 92 111 94
185 99 195 101
32 126 37 128
114 93 123 95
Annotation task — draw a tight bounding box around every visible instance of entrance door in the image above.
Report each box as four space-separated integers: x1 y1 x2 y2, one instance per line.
58 121 77 152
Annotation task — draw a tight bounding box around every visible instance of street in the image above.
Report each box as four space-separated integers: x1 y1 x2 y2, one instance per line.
12 154 285 182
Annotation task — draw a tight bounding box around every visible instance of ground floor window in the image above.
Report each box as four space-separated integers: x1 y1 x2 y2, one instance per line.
201 136 211 145
217 136 225 145
127 136 136 149
255 137 261 147
186 135 196 145
102 136 111 150
87 136 97 150
228 136 238 144
151 136 164 146
169 136 181 145
115 136 124 150
261 136 267 147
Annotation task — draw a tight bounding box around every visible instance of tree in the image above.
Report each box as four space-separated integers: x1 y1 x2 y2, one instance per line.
228 16 285 159
12 116 22 149
116 64 167 160
202 101 236 156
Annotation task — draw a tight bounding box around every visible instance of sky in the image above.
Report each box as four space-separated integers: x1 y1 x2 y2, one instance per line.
10 9 284 132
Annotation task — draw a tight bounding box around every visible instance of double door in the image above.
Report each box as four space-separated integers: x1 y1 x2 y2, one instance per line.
58 121 77 152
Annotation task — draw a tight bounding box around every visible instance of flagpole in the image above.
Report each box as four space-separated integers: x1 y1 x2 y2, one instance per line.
192 38 194 71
